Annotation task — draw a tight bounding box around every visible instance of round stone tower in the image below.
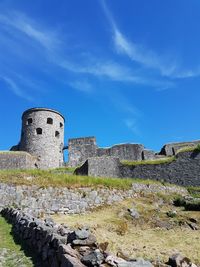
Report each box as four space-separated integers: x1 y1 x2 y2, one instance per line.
19 108 65 169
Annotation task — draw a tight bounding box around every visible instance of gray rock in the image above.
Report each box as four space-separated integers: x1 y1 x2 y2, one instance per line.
128 208 140 219
167 253 197 267
60 253 85 267
117 258 153 267
72 234 97 247
81 249 104 266
75 228 90 240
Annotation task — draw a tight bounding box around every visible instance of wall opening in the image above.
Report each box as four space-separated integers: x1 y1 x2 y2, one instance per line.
27 118 33 125
55 131 60 138
60 122 63 128
47 118 53 124
36 128 42 135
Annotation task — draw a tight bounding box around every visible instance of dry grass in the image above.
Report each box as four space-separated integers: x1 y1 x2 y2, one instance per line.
0 169 162 190
53 197 200 264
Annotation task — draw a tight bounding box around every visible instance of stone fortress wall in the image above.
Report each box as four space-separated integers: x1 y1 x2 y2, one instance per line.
75 150 200 186
68 136 156 167
0 152 36 170
68 136 200 167
0 107 200 187
11 108 65 169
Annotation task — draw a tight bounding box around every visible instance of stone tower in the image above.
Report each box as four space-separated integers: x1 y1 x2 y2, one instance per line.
19 108 65 169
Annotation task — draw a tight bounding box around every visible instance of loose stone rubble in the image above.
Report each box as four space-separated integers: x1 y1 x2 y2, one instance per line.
1 208 199 267
0 183 187 216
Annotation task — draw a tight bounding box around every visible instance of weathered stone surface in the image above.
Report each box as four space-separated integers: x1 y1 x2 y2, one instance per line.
159 140 200 156
68 137 97 167
0 182 187 216
60 254 85 267
81 249 104 266
0 152 36 170
117 258 153 267
127 207 140 219
75 157 121 178
142 150 156 160
19 108 65 169
167 253 197 267
121 151 200 186
72 234 97 247
68 137 145 167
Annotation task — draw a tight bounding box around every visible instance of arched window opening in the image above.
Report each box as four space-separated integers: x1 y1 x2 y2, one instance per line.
47 118 53 124
27 118 33 125
55 131 60 138
60 122 63 128
36 128 42 135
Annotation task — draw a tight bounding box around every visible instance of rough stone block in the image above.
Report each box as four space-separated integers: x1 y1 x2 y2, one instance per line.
142 150 156 160
75 157 121 178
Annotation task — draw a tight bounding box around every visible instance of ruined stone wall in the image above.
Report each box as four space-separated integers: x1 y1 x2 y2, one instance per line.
0 182 187 217
76 151 200 186
0 152 36 170
98 144 144 161
68 137 97 167
122 151 200 186
159 140 200 156
68 137 146 167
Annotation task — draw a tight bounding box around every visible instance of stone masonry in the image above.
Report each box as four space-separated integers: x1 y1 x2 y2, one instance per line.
12 108 65 169
0 152 36 170
68 137 145 167
75 150 200 186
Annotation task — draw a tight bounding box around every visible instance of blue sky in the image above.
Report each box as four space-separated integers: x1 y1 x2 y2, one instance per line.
0 0 200 154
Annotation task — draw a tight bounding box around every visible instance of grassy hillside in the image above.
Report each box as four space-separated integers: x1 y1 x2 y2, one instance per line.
0 169 162 190
0 216 33 267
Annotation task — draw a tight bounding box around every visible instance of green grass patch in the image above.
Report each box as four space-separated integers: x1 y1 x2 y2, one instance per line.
121 156 175 166
53 166 77 173
187 186 200 198
0 216 33 266
0 169 164 189
176 144 200 154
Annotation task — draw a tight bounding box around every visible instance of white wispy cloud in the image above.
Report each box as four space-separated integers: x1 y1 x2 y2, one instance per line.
0 12 60 51
124 118 139 135
101 0 200 80
59 59 173 89
60 60 139 82
113 29 177 77
0 76 33 101
68 80 93 93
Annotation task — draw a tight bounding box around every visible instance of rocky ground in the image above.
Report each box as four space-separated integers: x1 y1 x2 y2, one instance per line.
53 193 200 265
0 175 199 266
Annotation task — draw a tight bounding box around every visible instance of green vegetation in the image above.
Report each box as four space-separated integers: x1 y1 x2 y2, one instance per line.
187 186 200 198
195 144 200 152
121 156 175 166
0 169 162 190
176 144 200 154
0 216 33 267
174 196 200 211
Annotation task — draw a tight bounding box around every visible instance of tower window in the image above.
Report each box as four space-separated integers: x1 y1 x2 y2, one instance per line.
47 118 53 124
55 131 60 138
60 122 63 128
27 118 33 125
36 128 42 135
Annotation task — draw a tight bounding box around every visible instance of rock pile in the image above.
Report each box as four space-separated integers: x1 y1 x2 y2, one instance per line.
0 182 187 217
1 208 198 267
